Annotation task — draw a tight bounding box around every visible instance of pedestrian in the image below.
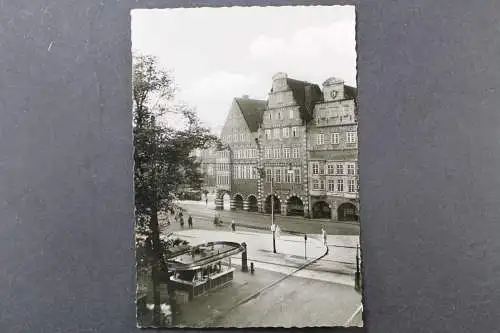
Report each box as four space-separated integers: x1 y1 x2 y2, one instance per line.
231 219 236 232
205 197 208 206
180 216 184 229
188 215 193 229
321 225 327 246
276 224 281 238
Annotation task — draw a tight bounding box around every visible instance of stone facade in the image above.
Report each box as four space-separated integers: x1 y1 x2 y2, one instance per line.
207 73 358 222
307 77 359 220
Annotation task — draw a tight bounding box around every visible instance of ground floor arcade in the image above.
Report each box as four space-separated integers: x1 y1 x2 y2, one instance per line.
214 190 359 222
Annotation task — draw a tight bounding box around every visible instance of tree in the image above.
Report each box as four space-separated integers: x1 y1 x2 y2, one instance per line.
133 54 219 326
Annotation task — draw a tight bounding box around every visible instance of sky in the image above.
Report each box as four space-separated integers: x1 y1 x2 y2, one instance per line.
131 6 356 135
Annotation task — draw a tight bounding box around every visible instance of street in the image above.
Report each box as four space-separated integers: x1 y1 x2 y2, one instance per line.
172 197 360 236
161 203 363 328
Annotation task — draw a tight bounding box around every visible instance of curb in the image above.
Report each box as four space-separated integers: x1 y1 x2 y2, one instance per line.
181 202 360 225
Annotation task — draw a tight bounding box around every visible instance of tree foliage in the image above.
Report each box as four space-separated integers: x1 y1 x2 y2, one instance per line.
133 54 219 230
133 54 219 326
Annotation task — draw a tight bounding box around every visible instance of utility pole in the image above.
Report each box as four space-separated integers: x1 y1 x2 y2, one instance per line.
271 176 276 254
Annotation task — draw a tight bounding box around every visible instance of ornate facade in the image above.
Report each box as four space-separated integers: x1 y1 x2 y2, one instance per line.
207 73 358 222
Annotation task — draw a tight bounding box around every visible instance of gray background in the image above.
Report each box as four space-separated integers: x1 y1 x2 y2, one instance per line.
1 0 499 332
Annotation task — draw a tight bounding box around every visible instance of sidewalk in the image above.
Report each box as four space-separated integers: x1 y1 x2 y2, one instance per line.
170 228 358 286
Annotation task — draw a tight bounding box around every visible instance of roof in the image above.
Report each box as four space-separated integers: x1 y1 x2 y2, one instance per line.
167 241 244 271
344 85 357 100
235 97 267 132
285 78 323 122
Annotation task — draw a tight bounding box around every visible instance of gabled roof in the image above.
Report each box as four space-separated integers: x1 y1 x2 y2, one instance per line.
284 78 323 122
234 97 267 133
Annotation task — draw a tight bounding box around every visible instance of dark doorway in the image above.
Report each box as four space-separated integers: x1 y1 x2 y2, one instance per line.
233 194 244 210
247 195 258 212
287 196 304 216
312 201 331 219
264 195 281 214
338 202 358 221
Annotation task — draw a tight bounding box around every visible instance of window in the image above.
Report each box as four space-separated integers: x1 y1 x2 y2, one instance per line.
328 179 335 192
336 164 344 175
240 133 245 141
294 169 301 183
269 113 272 120
337 179 344 192
289 109 294 119
265 129 271 139
283 148 291 158
312 179 319 190
266 168 272 182
273 148 280 159
331 133 340 145
275 168 281 182
347 131 358 144
292 148 299 159
348 179 356 193
327 164 335 175
317 134 325 145
319 165 325 175
347 164 355 175
265 149 271 159
274 128 280 139
276 94 284 104
312 163 319 175
285 169 293 183
278 111 283 120
320 180 325 190
283 127 289 138
245 166 250 179
292 127 298 137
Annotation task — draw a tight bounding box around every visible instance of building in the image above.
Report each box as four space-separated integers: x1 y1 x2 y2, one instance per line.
193 147 217 194
307 77 359 220
210 73 358 222
215 96 267 211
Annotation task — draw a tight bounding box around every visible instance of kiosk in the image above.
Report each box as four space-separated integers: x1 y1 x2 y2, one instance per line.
167 241 244 300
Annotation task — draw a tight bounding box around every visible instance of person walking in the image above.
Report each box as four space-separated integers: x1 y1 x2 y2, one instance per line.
321 225 327 246
231 219 236 232
180 215 185 229
188 215 193 229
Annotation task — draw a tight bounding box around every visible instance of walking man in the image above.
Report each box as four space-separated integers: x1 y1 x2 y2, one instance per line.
180 215 185 229
321 225 327 246
188 215 193 229
231 219 236 232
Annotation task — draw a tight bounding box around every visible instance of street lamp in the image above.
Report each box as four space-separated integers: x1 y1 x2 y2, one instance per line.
254 130 294 254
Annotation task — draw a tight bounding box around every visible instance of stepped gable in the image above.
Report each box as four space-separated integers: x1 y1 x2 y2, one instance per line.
234 97 267 133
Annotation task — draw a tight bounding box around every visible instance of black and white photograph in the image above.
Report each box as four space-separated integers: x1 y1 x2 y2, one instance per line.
132 6 362 328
